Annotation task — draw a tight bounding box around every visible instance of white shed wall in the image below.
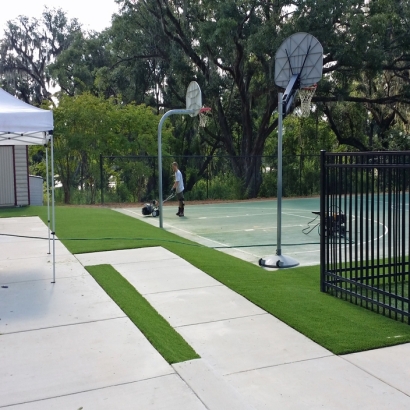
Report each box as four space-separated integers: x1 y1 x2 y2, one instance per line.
14 146 29 206
0 146 15 206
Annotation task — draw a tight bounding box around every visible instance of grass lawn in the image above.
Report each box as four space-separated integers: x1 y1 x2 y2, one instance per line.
2 205 410 355
86 264 199 364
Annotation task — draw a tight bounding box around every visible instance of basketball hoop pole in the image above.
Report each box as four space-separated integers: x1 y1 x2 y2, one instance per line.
277 92 284 256
259 93 299 268
158 109 195 228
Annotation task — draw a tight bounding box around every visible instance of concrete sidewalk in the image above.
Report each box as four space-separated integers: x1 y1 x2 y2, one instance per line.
1 217 410 409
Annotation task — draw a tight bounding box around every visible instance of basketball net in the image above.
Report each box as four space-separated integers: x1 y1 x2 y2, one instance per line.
198 107 211 127
298 84 317 117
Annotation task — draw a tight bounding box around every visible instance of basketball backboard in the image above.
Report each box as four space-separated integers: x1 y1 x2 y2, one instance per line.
186 81 202 117
275 32 323 89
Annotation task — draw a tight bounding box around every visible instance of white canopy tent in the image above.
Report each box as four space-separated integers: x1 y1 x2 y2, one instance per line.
0 88 56 282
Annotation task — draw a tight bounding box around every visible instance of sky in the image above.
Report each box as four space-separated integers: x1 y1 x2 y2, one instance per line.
0 0 120 35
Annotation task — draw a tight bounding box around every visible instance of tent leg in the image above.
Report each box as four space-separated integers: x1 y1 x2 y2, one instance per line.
50 134 56 283
45 143 51 254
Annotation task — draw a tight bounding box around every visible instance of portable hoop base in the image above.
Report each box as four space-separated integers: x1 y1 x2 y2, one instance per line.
259 254 300 269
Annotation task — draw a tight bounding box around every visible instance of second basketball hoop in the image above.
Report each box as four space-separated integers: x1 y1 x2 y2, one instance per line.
198 107 211 127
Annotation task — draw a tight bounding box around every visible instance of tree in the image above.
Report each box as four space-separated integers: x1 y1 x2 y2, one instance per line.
48 30 115 98
113 0 288 197
292 0 410 150
53 93 167 203
0 8 82 105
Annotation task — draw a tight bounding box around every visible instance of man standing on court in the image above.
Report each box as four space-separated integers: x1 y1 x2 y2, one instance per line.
172 162 185 217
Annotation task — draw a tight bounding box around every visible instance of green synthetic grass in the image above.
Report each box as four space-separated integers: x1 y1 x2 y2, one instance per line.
86 264 199 364
2 205 410 354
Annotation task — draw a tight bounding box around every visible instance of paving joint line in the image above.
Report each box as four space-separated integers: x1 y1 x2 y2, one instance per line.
0 316 127 336
0 372 176 409
142 284 223 296
172 362 212 410
223 354 335 377
174 312 268 329
339 355 410 399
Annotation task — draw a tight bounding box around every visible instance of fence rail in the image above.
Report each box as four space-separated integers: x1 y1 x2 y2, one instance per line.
320 150 410 323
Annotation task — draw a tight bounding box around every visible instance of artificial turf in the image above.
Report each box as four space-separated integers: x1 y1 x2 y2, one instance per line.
86 264 199 364
2 205 410 355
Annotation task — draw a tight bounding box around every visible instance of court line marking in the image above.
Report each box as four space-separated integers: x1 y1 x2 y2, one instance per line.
122 209 240 250
190 211 319 221
156 221 262 259
119 208 390 259
194 224 305 235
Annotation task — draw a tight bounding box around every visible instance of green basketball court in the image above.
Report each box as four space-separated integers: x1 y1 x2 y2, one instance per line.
117 197 323 266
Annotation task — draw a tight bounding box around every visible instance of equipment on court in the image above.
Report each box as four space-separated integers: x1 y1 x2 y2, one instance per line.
186 81 203 117
158 81 208 228
198 107 212 127
302 208 347 238
275 32 323 117
260 32 323 269
141 192 175 218
298 84 317 117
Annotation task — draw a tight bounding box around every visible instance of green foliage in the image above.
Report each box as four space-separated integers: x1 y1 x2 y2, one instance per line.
187 174 243 201
0 8 81 105
53 94 166 204
259 171 277 198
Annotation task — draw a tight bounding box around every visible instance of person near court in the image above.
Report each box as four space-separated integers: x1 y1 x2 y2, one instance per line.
172 162 185 217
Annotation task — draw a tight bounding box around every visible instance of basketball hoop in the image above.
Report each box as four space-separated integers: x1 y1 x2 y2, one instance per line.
198 107 211 127
298 84 317 117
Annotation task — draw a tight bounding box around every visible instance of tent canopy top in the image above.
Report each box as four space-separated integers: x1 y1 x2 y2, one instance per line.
0 88 53 146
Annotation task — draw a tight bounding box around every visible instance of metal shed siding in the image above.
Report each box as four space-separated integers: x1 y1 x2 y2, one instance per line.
14 146 29 206
0 146 15 206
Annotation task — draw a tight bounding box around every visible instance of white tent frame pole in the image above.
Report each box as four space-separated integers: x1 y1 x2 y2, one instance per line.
50 133 56 283
157 109 195 228
45 142 51 254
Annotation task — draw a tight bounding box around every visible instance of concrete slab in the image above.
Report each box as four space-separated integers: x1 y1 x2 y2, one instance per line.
145 285 266 327
173 359 255 410
225 355 410 409
0 258 85 283
0 318 173 407
115 262 221 295
75 246 179 266
0 216 47 233
115 257 192 272
343 344 410 397
0 217 49 242
177 314 331 375
6 374 207 409
0 240 55 260
0 274 125 334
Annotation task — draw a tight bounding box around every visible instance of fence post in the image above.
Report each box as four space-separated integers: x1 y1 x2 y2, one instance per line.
320 150 326 292
207 162 209 199
254 157 257 197
100 153 104 205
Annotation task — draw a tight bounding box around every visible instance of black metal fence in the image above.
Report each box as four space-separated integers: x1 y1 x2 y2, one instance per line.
99 154 321 204
320 151 410 323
